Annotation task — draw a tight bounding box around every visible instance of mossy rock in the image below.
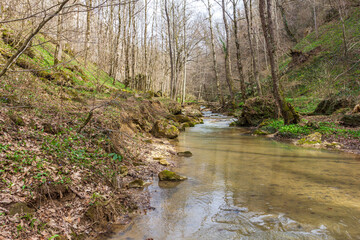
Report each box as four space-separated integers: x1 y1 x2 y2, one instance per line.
253 129 269 135
128 179 145 188
158 170 187 181
151 119 179 139
236 96 277 127
172 114 191 123
182 107 202 118
9 203 35 216
177 151 193 157
297 132 322 145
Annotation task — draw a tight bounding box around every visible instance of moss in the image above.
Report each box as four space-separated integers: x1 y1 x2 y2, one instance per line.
297 132 322 145
128 179 145 188
152 119 179 139
253 129 269 135
158 170 187 181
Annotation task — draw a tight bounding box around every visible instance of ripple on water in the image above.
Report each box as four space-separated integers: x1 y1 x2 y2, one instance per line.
110 112 360 240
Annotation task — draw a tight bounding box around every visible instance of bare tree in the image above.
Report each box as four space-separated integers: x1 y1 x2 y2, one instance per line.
243 0 262 95
221 0 235 104
231 0 247 102
0 0 71 79
204 0 224 104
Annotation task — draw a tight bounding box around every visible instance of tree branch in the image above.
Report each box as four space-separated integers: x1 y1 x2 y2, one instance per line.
0 0 71 79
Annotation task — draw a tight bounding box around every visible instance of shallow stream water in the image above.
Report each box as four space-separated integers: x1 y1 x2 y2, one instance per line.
110 112 360 240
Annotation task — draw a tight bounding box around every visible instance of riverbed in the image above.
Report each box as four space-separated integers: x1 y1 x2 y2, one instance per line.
110 112 360 240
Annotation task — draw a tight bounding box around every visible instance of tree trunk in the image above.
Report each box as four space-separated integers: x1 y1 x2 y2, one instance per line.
276 0 297 43
232 0 247 102
54 5 63 66
259 0 288 123
164 0 175 99
84 0 92 66
206 0 224 104
243 0 262 96
221 0 235 104
181 0 187 104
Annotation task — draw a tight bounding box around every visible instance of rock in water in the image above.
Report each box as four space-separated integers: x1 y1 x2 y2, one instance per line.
235 96 277 127
158 170 187 181
177 151 193 157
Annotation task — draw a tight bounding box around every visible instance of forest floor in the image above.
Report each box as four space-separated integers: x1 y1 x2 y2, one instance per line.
0 93 203 240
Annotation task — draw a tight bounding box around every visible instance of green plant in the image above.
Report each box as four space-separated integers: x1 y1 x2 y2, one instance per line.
48 235 60 240
109 153 122 162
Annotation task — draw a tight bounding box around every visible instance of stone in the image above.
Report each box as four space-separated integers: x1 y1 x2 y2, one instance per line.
177 151 193 157
128 179 145 188
159 159 170 166
297 132 322 145
9 203 35 216
340 114 360 127
182 107 202 118
324 141 342 149
158 170 187 181
235 96 278 127
151 119 180 139
172 114 191 123
253 129 270 135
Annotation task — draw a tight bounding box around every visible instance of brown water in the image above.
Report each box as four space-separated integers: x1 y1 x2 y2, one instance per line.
110 112 360 240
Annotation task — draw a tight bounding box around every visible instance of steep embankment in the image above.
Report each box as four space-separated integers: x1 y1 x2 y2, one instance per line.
0 28 203 239
232 8 360 154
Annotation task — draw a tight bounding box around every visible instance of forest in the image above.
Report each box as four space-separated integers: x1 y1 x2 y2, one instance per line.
0 0 360 239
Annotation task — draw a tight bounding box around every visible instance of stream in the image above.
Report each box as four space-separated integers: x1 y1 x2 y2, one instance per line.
110 112 360 240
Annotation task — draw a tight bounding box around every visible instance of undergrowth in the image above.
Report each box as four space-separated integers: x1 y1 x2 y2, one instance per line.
261 119 360 139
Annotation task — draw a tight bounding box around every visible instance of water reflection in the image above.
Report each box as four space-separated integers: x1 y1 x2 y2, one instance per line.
110 113 360 240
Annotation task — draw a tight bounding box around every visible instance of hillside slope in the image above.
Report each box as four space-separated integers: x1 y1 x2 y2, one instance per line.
280 8 360 113
0 27 202 239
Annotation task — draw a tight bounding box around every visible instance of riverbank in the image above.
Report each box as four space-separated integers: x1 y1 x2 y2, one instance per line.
0 92 203 239
239 113 360 155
